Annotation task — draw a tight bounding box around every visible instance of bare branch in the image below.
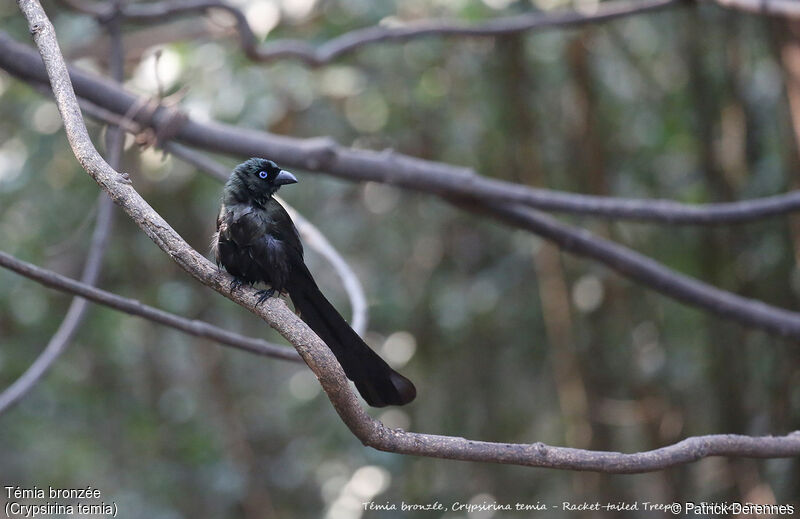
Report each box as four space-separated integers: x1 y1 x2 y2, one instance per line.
54 0 684 66
356 428 800 473
467 199 800 338
0 251 301 363
711 0 800 17
5 31 800 226
259 0 680 66
14 0 800 473
172 124 800 225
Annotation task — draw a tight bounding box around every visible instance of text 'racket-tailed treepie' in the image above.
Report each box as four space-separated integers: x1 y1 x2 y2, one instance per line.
212 158 416 407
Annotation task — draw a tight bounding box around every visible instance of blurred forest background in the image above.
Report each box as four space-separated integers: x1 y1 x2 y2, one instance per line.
1 0 800 517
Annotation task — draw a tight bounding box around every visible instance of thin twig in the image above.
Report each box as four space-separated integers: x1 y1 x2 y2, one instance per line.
15 0 800 472
0 251 301 362
54 0 684 66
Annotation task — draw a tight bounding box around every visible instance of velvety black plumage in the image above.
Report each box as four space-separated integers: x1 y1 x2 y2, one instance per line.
212 158 416 407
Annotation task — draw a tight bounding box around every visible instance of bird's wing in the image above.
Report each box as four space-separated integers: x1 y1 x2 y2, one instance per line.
214 204 266 278
249 233 297 292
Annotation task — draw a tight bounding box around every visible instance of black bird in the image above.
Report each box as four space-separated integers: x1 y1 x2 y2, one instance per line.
212 158 416 407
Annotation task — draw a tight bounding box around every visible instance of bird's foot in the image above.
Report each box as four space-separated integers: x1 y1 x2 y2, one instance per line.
255 288 276 306
229 277 246 292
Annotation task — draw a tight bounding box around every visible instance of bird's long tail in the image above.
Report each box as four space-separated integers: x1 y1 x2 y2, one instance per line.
287 273 416 407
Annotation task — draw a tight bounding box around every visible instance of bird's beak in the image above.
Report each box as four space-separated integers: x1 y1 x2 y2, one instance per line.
275 170 298 186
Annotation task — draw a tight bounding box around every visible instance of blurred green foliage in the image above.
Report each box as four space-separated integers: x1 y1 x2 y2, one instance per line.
1 0 799 517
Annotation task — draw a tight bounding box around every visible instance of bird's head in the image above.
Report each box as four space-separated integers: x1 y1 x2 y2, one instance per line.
226 157 298 203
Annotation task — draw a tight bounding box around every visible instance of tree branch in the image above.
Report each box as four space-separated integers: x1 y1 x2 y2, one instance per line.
10 227 797 473
5 29 800 226
468 199 800 338
54 0 684 67
0 251 302 363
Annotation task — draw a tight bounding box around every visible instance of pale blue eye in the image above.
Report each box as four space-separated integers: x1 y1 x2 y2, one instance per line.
258 171 268 179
